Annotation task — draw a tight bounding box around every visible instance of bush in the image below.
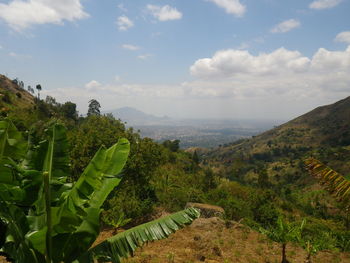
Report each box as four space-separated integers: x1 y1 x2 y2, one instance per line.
1 92 11 104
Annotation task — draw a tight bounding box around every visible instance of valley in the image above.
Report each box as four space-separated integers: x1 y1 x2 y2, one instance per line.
107 106 280 148
1 75 350 263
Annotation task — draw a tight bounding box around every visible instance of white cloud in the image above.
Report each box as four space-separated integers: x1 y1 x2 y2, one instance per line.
85 80 101 90
42 46 350 119
137 54 152 60
191 48 311 78
207 0 246 17
121 44 140 51
309 0 342 9
271 19 300 33
335 31 350 44
117 15 133 31
188 46 350 98
0 0 88 31
147 5 182 21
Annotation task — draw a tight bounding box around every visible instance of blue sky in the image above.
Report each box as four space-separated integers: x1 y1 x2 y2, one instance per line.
0 0 349 119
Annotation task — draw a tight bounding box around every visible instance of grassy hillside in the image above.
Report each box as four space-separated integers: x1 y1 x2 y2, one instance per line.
205 96 350 178
120 217 350 263
0 74 35 111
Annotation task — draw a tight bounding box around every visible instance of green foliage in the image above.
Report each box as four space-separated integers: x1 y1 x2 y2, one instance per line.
1 91 12 104
101 210 131 230
68 115 129 179
162 139 180 152
249 190 279 228
260 217 305 263
0 119 130 262
0 119 200 263
61 101 77 120
87 99 101 116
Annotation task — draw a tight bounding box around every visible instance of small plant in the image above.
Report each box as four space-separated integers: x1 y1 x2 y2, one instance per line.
102 210 131 232
166 252 175 263
260 217 305 263
302 240 320 263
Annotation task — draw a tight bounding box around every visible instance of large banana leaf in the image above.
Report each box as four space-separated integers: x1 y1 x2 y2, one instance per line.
0 119 26 161
23 123 130 262
0 120 26 194
305 157 350 204
0 121 130 262
0 120 200 263
24 123 71 262
79 207 200 263
55 138 130 262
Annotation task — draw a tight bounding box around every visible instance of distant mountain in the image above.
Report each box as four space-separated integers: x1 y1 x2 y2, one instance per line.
105 107 171 125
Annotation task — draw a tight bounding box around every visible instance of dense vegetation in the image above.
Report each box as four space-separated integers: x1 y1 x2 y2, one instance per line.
1 75 350 262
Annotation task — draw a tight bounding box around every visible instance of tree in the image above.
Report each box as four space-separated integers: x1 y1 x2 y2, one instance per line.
36 84 42 100
87 99 101 116
19 81 24 90
0 120 199 263
192 150 200 165
61 101 78 120
162 139 180 152
28 85 35 94
258 167 269 188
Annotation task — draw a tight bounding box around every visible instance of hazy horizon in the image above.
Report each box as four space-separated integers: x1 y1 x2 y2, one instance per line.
0 0 349 120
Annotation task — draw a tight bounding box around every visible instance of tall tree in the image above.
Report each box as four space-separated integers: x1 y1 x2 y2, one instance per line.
61 101 78 120
36 84 42 100
87 99 101 116
27 85 34 94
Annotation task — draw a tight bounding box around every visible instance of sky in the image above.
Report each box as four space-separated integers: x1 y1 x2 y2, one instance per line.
0 0 349 120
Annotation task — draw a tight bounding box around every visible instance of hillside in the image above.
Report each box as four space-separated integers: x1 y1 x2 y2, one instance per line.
95 217 350 263
1 75 349 262
205 96 350 177
0 74 35 112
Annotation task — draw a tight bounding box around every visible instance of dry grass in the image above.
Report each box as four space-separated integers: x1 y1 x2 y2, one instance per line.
119 217 350 263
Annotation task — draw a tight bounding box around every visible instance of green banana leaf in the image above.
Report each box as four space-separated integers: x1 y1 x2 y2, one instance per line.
23 122 130 262
0 120 200 263
0 120 26 197
79 207 200 263
56 138 130 262
0 202 43 262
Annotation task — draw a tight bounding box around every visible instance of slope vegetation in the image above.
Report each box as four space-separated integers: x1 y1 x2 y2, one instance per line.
0 74 35 111
205 96 350 177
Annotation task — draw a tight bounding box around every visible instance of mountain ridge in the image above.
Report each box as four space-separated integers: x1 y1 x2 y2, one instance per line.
204 95 350 184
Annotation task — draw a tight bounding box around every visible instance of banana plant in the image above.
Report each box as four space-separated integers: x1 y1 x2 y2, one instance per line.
0 119 200 263
260 217 305 263
305 158 350 206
